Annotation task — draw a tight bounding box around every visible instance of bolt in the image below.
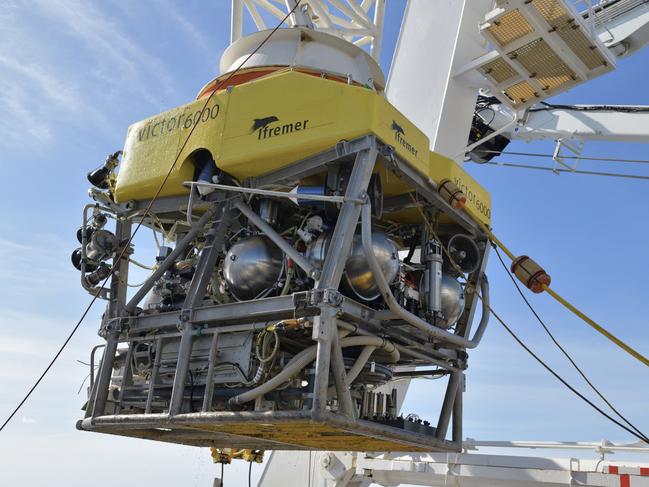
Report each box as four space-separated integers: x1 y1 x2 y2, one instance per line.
320 454 331 467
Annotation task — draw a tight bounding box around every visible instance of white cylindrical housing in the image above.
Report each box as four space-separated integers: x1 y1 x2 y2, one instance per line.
219 27 385 91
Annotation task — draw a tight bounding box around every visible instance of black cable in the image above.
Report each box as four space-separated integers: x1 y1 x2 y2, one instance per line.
531 102 649 113
0 0 302 434
249 461 253 487
221 462 225 487
484 293 648 443
494 247 649 443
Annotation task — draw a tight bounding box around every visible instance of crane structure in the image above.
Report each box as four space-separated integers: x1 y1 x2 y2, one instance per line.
69 1 649 486
260 441 649 487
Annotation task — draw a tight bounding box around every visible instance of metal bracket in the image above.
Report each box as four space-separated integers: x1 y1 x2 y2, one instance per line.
307 289 344 307
552 137 584 173
99 317 124 338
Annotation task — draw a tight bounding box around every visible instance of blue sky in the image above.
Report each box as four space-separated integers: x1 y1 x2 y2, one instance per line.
0 1 647 486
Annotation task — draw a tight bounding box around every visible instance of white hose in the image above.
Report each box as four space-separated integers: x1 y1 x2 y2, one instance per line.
360 204 488 349
346 345 377 384
228 333 399 406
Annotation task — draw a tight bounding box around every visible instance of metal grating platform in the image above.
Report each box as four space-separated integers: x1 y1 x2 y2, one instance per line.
473 0 616 109
78 411 455 452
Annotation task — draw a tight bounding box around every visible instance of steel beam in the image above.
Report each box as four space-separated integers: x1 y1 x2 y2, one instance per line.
89 217 132 419
124 202 223 314
169 203 233 416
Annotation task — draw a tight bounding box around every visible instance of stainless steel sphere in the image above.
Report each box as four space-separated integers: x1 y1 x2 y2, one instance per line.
437 274 465 329
307 230 399 301
345 231 400 300
223 236 284 301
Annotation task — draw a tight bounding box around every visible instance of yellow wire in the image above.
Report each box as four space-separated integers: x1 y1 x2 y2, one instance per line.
472 218 648 367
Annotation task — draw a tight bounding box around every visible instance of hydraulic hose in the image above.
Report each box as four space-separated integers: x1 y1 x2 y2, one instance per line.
360 203 488 349
346 346 377 384
228 331 399 406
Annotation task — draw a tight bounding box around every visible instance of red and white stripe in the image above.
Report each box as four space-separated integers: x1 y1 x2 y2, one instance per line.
606 465 649 487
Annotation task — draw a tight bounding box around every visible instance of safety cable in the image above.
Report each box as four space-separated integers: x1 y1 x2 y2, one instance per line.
473 220 649 367
484 161 649 181
249 461 253 487
480 149 649 165
410 195 648 442
485 295 649 443
0 1 302 434
530 102 649 113
494 247 649 443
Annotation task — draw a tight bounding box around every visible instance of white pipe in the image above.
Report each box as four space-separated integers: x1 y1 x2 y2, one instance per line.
465 439 649 453
184 181 364 204
347 345 377 384
229 332 399 406
360 204 488 349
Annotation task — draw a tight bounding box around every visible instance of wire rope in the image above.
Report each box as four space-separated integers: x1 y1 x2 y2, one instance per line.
494 247 649 443
480 150 649 164
410 196 649 442
473 219 649 367
485 161 649 180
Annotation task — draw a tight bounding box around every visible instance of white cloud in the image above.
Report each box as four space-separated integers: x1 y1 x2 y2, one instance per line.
20 416 36 424
0 55 80 110
0 233 77 300
0 0 179 148
31 0 175 106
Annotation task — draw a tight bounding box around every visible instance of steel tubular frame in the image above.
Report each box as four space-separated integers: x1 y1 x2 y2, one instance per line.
79 135 487 452
169 202 235 416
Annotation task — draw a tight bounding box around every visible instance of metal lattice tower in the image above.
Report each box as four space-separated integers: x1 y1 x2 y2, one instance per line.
231 0 386 60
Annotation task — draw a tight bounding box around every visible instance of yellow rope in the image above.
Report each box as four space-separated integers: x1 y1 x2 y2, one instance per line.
473 219 648 367
542 284 649 366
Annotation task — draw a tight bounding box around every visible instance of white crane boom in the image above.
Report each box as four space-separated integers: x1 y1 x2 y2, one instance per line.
259 442 649 487
387 0 649 163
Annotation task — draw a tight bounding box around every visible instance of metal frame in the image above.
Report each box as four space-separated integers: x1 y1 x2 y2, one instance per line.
79 135 489 452
475 0 616 110
231 0 386 61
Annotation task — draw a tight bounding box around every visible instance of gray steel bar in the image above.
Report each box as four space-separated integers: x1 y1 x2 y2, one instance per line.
88 344 105 392
145 337 163 414
316 146 377 288
234 200 320 279
452 373 463 445
436 371 461 440
169 204 233 416
311 147 376 416
116 342 135 413
201 332 220 412
251 136 374 188
310 305 336 415
90 217 132 418
124 203 222 314
186 181 364 204
129 293 318 332
330 328 356 419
